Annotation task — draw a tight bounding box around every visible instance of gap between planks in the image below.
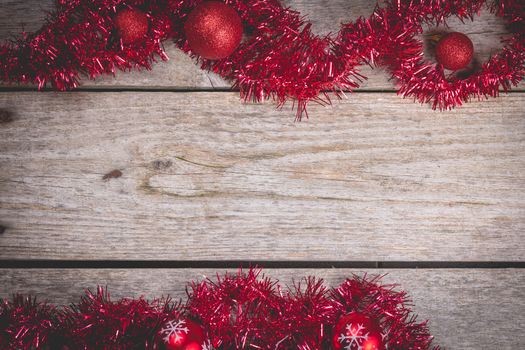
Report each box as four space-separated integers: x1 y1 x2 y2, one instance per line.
1 260 525 269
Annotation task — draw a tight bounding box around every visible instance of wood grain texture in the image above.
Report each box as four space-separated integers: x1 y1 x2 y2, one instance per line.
0 92 523 261
0 0 519 90
0 268 524 350
1 1 524 345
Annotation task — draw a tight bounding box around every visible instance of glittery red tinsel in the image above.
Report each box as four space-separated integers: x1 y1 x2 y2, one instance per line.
62 287 181 349
0 295 58 349
0 0 364 119
2 0 521 114
0 269 439 349
1 287 182 350
0 0 172 90
328 276 436 350
342 0 525 110
187 269 283 349
170 0 364 120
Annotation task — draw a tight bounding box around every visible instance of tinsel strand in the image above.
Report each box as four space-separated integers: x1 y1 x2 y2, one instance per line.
0 269 439 349
0 0 523 112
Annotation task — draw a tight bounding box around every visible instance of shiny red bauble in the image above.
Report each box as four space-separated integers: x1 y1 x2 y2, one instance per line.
332 312 384 350
115 8 149 44
184 1 243 60
160 319 206 350
435 32 474 70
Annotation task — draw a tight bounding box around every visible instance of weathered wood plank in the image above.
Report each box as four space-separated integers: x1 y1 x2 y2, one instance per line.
0 0 518 90
0 92 523 260
0 268 523 349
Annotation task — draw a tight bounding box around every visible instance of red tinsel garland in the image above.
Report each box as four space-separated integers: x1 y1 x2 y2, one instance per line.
0 0 363 119
339 0 524 110
171 0 363 120
0 269 439 350
0 0 172 90
0 0 523 114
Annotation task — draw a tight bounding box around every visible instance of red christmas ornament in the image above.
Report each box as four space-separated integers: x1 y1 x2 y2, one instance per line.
115 8 150 44
333 312 384 350
160 319 207 350
184 1 243 60
435 32 474 70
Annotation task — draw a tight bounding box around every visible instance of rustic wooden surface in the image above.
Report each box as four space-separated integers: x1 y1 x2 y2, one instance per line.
1 268 524 350
0 93 524 260
1 0 524 349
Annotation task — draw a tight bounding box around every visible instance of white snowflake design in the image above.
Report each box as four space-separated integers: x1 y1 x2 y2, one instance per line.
160 319 189 343
338 323 369 350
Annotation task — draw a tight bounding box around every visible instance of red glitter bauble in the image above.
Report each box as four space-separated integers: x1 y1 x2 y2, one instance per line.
160 319 207 350
115 9 150 44
435 32 474 70
184 1 243 60
332 312 384 350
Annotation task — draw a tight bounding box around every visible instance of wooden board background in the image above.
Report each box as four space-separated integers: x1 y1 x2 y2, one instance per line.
0 0 524 349
0 92 524 261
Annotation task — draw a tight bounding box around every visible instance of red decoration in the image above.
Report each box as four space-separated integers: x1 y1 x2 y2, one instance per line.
435 32 474 70
342 0 525 110
60 287 180 349
0 0 171 90
115 9 150 44
175 0 362 120
184 1 243 60
276 278 330 349
333 313 384 350
1 0 522 114
160 319 206 350
329 276 436 350
187 269 282 349
0 269 439 349
0 295 57 349
0 0 362 119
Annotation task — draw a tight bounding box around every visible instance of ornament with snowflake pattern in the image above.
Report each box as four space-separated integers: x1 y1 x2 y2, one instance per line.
160 318 208 350
333 312 384 350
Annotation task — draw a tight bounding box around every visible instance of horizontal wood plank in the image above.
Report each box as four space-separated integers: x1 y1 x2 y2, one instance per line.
0 92 524 261
0 268 523 349
0 0 519 90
